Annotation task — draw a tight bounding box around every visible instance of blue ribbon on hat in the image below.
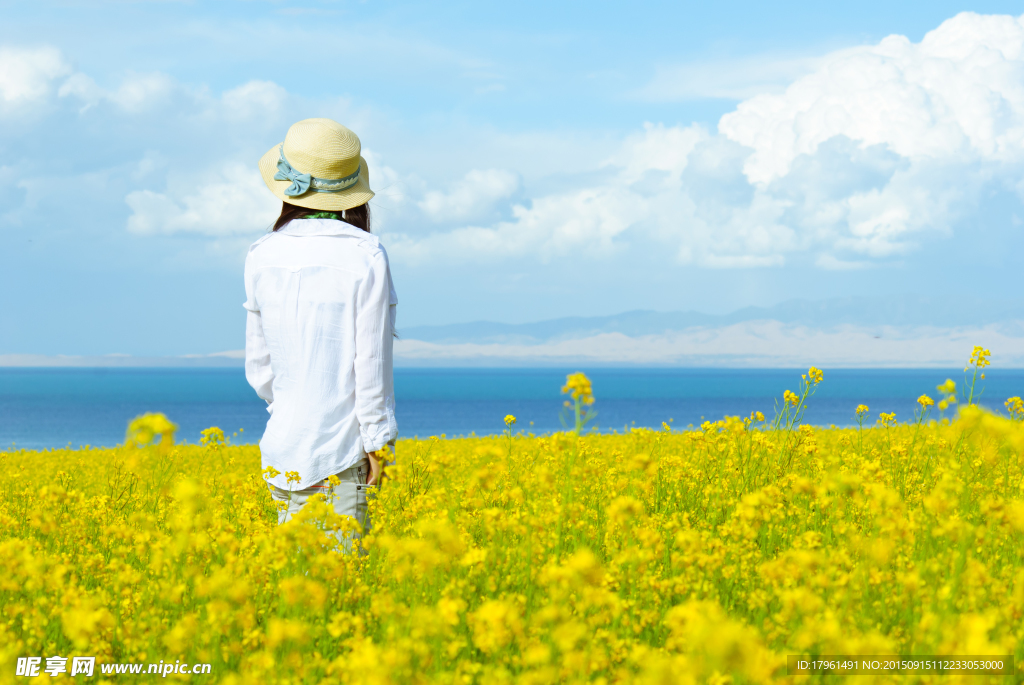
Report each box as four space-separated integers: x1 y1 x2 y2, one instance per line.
274 152 311 196
274 145 361 196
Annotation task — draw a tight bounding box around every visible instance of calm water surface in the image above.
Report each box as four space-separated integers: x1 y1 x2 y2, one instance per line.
2 367 1022 450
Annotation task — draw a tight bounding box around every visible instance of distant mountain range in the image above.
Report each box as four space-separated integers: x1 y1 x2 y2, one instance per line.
400 296 1024 345
6 296 1024 367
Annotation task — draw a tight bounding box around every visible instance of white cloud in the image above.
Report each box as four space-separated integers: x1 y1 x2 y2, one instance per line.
221 80 287 121
389 12 1024 268
0 46 69 105
108 72 176 113
60 71 177 112
610 122 705 183
62 72 287 126
125 163 279 236
418 169 519 222
393 183 642 264
720 12 1024 184
389 123 792 267
57 73 103 109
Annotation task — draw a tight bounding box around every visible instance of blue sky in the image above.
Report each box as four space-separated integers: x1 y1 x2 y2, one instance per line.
2 0 1023 356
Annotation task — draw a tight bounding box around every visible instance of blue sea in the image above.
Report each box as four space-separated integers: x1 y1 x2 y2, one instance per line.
2 367 1023 450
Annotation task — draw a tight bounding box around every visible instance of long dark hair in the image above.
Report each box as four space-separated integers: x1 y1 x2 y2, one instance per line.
272 201 371 232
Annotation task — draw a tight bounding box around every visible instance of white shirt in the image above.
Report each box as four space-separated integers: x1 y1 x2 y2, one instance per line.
243 218 398 490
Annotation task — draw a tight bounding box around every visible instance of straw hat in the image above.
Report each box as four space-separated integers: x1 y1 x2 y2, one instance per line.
258 118 374 211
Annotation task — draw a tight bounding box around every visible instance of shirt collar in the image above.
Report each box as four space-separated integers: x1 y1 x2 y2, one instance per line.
278 218 372 239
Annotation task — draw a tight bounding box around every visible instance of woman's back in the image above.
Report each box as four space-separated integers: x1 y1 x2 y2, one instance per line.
244 219 397 491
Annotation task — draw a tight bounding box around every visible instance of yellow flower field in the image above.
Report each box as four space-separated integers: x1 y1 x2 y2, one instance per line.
2 361 1024 684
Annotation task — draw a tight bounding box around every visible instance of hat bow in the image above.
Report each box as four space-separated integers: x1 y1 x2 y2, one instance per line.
274 148 312 197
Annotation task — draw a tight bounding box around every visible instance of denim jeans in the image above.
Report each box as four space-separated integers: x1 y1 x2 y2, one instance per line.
267 458 370 552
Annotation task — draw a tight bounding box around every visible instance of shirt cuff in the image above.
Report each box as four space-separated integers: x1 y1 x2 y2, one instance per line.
361 424 392 453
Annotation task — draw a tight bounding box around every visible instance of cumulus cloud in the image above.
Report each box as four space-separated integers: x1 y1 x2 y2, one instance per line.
705 12 1024 259
56 73 103 107
0 46 70 105
418 169 519 222
388 124 701 264
720 12 1024 183
108 73 177 113
221 80 288 121
0 45 181 115
611 122 705 183
388 12 1024 268
409 184 641 261
59 71 178 113
125 163 279 236
389 122 796 267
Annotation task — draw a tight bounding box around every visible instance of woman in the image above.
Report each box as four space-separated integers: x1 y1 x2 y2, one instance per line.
243 118 397 546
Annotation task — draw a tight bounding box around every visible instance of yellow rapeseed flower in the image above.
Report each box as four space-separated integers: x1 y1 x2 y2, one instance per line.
504 415 516 426
967 345 991 369
469 599 522 654
1005 396 1024 420
856 404 870 416
561 372 595 405
200 426 226 447
125 412 177 447
917 394 934 409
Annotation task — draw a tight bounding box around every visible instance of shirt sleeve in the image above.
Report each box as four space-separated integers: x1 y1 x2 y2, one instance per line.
243 254 274 403
354 250 397 453
245 310 274 403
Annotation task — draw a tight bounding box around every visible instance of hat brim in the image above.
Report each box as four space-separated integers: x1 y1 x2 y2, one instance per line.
258 144 375 211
